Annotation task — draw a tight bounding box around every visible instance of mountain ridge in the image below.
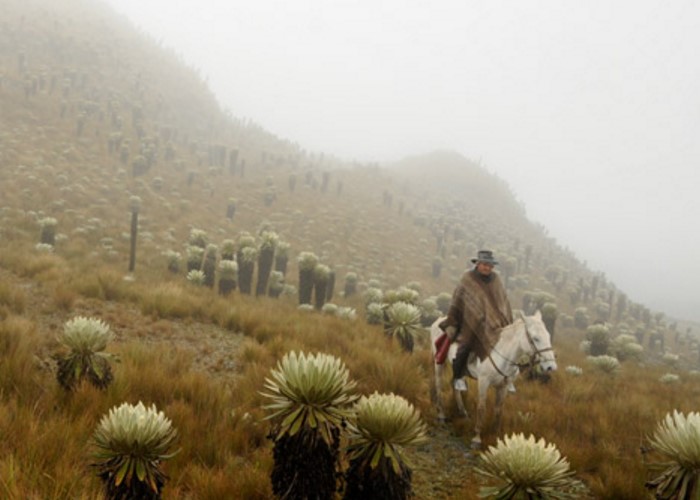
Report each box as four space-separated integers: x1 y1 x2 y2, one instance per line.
1 0 690 346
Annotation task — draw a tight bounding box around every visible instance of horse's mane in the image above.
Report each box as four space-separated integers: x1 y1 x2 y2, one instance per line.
499 316 526 341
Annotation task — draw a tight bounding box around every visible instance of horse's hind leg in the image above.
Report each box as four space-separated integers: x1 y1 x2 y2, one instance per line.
493 384 508 434
453 383 468 418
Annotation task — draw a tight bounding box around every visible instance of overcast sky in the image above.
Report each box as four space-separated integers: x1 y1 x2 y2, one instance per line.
102 0 700 323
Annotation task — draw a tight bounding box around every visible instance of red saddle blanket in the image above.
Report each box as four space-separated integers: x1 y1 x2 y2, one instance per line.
434 332 451 365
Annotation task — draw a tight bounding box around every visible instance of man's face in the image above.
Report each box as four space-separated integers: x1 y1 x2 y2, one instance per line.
476 261 494 276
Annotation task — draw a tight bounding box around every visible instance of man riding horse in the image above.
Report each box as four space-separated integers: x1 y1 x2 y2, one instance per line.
439 250 513 391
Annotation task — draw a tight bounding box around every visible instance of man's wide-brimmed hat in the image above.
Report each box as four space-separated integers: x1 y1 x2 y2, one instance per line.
471 250 499 265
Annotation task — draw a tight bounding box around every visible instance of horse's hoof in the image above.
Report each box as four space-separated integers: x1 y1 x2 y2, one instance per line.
437 416 448 424
470 438 482 450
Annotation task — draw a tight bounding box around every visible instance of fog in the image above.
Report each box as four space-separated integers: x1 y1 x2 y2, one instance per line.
102 0 700 322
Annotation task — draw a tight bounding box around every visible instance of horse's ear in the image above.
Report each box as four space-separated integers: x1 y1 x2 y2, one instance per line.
533 309 542 320
516 309 526 321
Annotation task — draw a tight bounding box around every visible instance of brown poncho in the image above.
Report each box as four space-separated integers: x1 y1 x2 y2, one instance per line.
441 268 513 361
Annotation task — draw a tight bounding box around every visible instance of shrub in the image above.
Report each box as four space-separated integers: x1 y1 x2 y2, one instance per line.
274 241 290 276
218 260 238 296
188 228 208 248
220 239 236 261
313 264 331 310
645 411 700 498
92 402 178 499
364 287 384 306
579 340 591 354
55 316 115 391
540 302 558 339
475 433 587 498
610 334 644 361
587 355 620 375
565 365 583 376
384 287 419 306
344 272 358 297
344 392 427 500
38 216 57 245
297 252 319 305
201 244 218 288
35 242 54 253
185 245 204 272
186 269 206 286
574 307 589 330
238 247 257 295
261 351 358 499
256 231 278 296
435 292 452 315
322 303 338 316
662 352 680 368
162 250 181 274
585 324 610 356
659 373 680 384
366 303 385 325
336 307 357 321
268 270 284 298
419 298 441 327
384 302 422 353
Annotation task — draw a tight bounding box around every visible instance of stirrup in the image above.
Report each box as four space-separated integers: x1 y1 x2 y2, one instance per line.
453 379 468 392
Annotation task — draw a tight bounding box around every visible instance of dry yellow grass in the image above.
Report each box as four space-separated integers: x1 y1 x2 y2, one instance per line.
1 0 698 497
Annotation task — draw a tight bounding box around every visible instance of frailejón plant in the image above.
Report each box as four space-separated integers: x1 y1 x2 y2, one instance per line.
384 302 423 353
92 401 178 499
475 433 587 499
645 410 700 499
344 392 427 500
55 316 115 391
261 351 358 499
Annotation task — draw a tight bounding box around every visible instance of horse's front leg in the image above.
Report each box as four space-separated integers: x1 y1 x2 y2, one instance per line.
471 380 489 449
493 383 509 434
433 362 447 422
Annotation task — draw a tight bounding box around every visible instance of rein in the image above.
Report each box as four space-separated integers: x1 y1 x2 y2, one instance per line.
485 318 553 379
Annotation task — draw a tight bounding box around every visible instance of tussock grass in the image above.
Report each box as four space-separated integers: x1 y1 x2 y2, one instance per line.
1 228 694 498
0 316 45 402
0 282 26 316
347 345 431 412
68 268 137 302
1 3 698 495
140 282 203 319
0 246 67 281
174 449 272 500
52 283 78 311
0 318 276 497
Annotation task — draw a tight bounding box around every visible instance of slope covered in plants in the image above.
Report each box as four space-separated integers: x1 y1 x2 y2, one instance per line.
1 0 699 498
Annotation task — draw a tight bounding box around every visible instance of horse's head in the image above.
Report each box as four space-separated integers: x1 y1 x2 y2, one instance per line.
519 310 557 373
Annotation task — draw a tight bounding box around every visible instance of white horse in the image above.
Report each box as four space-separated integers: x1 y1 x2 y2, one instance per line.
430 310 557 449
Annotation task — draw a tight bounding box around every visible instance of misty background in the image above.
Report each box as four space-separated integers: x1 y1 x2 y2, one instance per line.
101 0 700 322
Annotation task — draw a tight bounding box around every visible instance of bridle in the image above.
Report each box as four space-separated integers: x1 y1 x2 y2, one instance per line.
523 318 554 365
486 315 554 379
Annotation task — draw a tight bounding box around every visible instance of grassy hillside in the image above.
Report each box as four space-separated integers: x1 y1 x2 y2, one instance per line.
1 0 699 498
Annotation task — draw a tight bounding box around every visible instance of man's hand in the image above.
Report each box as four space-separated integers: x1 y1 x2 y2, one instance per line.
444 325 457 341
